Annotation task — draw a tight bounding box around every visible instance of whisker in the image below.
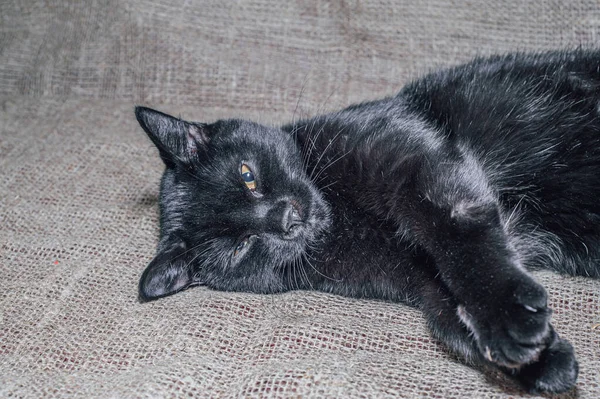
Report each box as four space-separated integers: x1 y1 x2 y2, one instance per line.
303 253 342 282
311 149 352 183
292 256 300 291
286 259 293 291
316 179 339 191
307 124 349 182
299 257 314 291
291 71 311 129
303 123 325 173
165 237 220 262
183 241 222 272
302 88 337 172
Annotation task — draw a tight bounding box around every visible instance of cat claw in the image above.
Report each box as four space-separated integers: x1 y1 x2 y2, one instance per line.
523 304 538 312
458 279 552 369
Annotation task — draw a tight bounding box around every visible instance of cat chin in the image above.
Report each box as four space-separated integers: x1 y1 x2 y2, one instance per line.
263 228 318 260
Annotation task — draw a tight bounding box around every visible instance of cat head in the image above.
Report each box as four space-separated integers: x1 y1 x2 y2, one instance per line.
135 107 331 301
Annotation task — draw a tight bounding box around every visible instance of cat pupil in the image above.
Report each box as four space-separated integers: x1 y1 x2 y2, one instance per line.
242 172 254 182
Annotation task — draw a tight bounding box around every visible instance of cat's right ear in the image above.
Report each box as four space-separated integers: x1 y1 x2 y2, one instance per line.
135 106 209 166
138 240 203 302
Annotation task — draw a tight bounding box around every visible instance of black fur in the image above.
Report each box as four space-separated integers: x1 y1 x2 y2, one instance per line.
134 50 600 393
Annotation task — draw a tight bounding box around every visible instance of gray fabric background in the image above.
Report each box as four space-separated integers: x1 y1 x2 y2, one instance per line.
1 1 599 397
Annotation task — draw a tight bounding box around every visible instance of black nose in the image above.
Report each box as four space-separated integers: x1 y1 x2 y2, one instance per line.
282 201 303 233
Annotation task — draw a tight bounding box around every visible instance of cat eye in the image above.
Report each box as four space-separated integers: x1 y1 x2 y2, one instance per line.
233 236 253 256
241 164 256 191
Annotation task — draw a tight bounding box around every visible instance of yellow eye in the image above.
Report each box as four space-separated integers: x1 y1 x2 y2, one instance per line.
241 164 256 191
234 237 250 256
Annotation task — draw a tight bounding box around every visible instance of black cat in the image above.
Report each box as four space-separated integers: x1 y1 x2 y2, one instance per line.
134 50 600 394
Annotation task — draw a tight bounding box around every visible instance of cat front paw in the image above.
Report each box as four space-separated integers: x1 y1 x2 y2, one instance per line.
513 332 578 394
457 279 552 368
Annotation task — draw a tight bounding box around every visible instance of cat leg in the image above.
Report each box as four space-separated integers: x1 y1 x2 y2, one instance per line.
394 191 562 370
376 143 574 373
418 278 578 393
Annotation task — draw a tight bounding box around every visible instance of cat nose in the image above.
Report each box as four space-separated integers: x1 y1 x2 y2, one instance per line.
280 200 302 234
280 200 303 234
265 200 304 236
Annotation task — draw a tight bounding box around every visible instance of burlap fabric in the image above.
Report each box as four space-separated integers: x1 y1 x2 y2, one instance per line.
1 1 599 397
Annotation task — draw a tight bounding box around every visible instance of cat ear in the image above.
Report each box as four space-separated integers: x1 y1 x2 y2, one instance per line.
138 241 202 302
135 106 209 166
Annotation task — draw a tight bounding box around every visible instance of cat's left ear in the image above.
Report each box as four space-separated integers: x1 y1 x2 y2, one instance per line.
138 240 203 302
135 106 209 166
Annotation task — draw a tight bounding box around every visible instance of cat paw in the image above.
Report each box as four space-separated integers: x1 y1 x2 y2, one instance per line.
457 279 552 368
513 332 578 394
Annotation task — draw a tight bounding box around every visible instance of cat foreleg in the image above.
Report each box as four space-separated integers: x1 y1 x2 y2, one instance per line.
418 278 578 393
391 154 569 375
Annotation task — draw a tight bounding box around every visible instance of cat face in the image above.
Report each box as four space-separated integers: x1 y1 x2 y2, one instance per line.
135 107 330 301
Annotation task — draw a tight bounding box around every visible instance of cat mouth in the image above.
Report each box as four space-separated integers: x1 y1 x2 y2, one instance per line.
287 197 331 243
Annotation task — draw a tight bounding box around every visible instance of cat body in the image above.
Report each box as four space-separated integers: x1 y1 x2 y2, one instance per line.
135 50 600 393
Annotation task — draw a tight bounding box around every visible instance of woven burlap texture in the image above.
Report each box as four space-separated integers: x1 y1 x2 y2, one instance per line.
1 1 599 397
